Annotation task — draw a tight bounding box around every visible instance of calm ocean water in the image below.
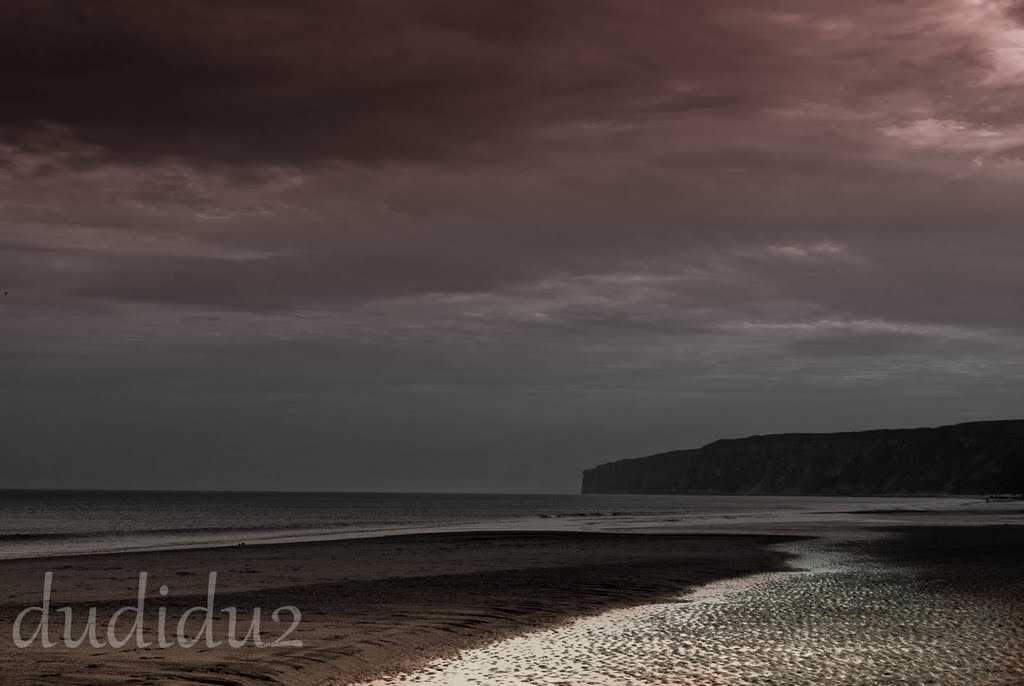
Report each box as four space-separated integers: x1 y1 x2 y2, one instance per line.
0 490 978 560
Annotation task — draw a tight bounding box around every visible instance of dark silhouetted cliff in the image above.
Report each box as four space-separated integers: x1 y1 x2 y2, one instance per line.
581 420 1024 495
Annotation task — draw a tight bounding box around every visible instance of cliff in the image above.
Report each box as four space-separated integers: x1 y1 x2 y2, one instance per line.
581 420 1024 495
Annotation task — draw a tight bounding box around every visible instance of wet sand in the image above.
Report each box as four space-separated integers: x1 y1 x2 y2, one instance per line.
358 526 1024 686
0 531 796 685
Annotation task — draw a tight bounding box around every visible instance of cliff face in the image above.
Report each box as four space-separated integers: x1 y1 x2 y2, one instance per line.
581 420 1024 495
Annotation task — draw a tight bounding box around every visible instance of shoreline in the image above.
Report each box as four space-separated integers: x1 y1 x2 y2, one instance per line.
0 492 1008 563
0 530 800 685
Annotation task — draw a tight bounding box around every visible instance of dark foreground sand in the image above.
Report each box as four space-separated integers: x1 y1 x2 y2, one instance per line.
355 525 1024 686
0 532 797 685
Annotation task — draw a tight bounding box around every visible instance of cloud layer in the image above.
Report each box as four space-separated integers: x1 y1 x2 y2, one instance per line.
3 0 1024 490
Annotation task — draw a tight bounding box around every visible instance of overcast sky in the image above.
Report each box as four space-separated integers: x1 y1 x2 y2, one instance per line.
3 0 1024 492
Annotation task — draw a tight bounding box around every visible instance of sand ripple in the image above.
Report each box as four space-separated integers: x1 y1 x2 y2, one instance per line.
354 540 1024 686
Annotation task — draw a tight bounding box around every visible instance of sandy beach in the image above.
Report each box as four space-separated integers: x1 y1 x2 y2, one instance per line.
0 531 797 685
1 501 1022 686
352 524 1024 686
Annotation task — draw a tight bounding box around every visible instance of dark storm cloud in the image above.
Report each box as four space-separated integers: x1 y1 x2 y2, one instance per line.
4 0 1011 167
0 0 784 166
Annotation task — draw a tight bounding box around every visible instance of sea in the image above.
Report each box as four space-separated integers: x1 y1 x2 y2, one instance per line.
0 489 987 560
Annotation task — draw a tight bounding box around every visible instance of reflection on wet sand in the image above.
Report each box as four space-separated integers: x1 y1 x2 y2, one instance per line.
359 533 1024 686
